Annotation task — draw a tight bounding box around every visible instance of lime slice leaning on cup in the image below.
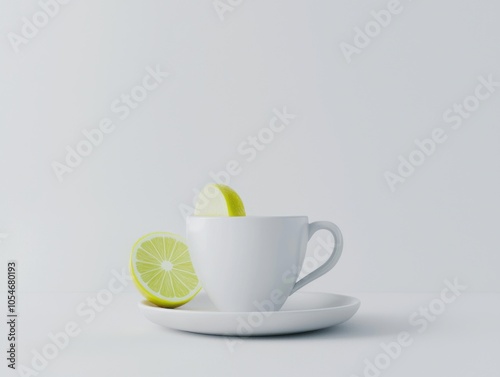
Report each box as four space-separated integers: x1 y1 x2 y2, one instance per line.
130 232 201 308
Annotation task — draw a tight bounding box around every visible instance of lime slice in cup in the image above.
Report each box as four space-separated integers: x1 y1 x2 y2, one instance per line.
130 232 201 308
194 184 246 216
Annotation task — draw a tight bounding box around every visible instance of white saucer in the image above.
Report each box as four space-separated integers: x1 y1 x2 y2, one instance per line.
138 292 360 336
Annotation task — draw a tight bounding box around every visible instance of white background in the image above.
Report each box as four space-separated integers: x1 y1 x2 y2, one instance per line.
1 1 499 376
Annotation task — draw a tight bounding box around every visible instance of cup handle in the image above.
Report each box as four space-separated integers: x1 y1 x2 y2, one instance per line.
290 221 344 294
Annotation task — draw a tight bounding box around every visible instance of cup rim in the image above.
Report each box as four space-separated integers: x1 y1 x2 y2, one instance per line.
187 215 308 220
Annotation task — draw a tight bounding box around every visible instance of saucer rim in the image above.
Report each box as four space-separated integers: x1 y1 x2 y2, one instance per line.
138 291 361 315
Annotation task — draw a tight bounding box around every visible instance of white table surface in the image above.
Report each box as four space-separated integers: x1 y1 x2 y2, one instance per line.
4 291 499 377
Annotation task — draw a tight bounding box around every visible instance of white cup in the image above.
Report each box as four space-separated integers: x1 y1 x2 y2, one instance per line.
187 216 343 312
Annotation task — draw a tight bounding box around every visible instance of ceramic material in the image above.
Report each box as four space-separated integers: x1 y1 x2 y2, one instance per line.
139 292 360 336
186 216 343 312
